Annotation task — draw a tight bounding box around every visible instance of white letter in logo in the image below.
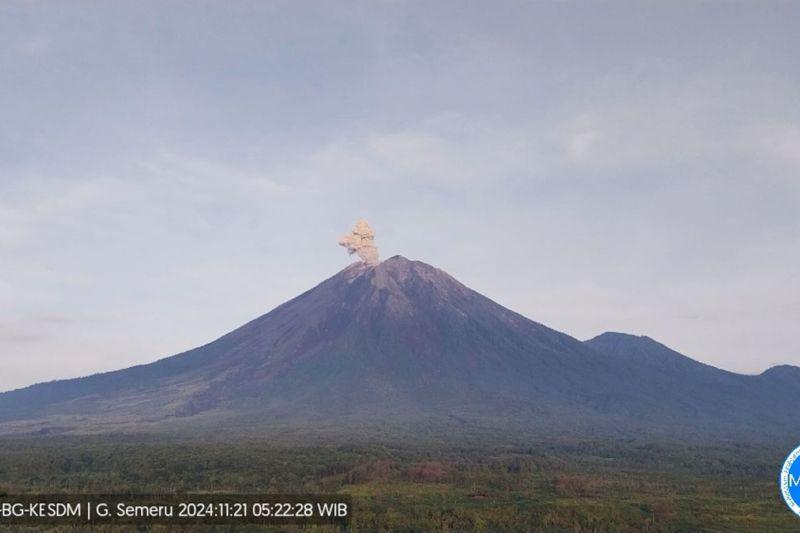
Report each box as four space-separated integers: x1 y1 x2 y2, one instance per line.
780 445 800 517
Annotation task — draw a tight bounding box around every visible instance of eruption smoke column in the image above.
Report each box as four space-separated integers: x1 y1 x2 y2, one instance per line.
338 219 380 266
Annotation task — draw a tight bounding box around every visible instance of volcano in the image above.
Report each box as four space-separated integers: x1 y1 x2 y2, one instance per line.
0 256 797 439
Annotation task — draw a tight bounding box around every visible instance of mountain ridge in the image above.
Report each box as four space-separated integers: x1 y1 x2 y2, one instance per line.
0 256 796 439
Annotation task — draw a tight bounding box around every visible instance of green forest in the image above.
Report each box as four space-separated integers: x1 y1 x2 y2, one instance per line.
0 435 795 531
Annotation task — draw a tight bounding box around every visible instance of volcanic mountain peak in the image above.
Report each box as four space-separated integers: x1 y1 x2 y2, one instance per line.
1 255 798 440
357 255 456 286
337 255 473 316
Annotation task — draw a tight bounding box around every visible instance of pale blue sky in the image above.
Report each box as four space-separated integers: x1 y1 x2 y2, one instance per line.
1 1 799 391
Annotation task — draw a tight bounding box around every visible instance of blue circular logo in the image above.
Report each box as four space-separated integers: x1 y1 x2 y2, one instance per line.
780 445 800 517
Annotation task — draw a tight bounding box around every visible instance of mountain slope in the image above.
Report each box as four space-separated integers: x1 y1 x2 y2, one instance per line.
0 256 796 439
584 332 800 431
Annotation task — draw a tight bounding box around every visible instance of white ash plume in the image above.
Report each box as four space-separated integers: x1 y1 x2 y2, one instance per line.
338 219 380 266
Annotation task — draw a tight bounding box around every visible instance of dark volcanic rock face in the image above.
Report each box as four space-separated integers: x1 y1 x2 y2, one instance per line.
0 256 797 439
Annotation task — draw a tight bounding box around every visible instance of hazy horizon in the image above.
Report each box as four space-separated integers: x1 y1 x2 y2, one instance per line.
1 1 799 391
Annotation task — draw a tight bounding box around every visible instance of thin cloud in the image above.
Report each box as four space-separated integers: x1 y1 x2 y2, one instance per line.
18 35 50 55
0 333 47 344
